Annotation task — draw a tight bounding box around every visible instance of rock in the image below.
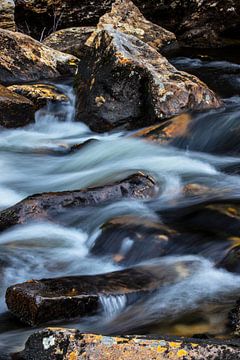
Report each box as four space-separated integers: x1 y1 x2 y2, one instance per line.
218 246 240 274
15 329 240 360
43 27 95 59
75 26 221 132
0 84 35 128
229 300 240 336
0 173 158 231
132 113 192 144
0 0 15 31
86 0 177 53
6 260 196 325
0 29 78 84
8 84 68 110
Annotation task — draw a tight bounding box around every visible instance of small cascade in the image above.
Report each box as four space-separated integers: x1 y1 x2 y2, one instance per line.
99 294 127 319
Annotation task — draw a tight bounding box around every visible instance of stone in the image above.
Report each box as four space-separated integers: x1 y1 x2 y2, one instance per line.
0 0 15 31
15 329 240 360
218 246 240 274
86 0 177 53
6 260 197 325
0 29 78 84
8 84 68 110
0 173 158 231
0 84 35 128
229 300 240 336
43 27 95 59
75 27 221 132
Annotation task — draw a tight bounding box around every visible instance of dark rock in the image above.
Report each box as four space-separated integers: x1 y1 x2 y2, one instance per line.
15 329 240 360
0 84 35 128
229 300 240 336
86 0 177 53
0 173 158 231
7 84 68 110
0 0 15 31
218 245 240 274
75 26 221 132
43 27 95 59
0 29 78 84
6 260 194 325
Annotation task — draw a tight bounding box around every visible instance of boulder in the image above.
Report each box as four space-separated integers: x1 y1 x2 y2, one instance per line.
218 246 240 274
8 84 68 110
0 0 15 31
0 173 158 231
86 0 177 53
0 84 35 128
75 26 221 132
43 27 95 59
15 329 240 360
229 300 240 336
0 29 78 84
6 260 196 325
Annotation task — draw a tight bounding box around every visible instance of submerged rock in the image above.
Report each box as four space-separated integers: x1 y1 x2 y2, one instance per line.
86 0 177 53
0 84 35 128
75 26 221 132
15 329 240 359
43 27 95 59
0 29 78 84
6 260 195 325
0 173 158 231
0 0 15 31
229 300 240 336
8 84 68 110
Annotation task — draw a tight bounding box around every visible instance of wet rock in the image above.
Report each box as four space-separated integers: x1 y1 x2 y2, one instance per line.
15 329 240 360
0 29 78 84
218 245 240 274
43 27 95 59
132 113 192 144
229 300 240 336
75 27 221 132
0 173 158 231
0 0 15 31
6 260 196 325
86 0 177 53
8 84 68 110
0 84 35 128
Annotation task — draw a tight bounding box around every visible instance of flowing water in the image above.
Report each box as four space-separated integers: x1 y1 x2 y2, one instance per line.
1 53 240 354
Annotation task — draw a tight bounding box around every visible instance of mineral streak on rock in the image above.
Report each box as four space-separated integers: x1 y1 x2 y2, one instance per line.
0 0 15 31
0 29 79 84
86 0 177 52
8 84 68 110
0 84 35 128
0 173 158 231
75 26 221 132
15 328 240 359
6 260 196 325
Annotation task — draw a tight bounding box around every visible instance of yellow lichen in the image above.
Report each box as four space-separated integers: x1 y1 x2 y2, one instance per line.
68 351 78 360
177 349 188 357
157 346 167 353
169 342 181 348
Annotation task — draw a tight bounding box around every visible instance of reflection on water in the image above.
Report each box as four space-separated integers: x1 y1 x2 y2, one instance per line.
1 56 240 353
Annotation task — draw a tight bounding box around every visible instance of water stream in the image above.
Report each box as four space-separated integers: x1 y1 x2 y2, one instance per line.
1 53 240 353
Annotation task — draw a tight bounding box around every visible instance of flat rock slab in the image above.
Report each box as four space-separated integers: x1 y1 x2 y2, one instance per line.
0 84 35 128
86 0 176 52
6 260 198 325
0 0 15 31
75 26 221 132
15 329 240 359
0 29 78 84
0 173 158 231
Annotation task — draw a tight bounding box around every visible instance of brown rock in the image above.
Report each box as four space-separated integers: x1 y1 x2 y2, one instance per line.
0 173 158 231
43 27 95 59
8 84 68 110
75 26 221 132
0 0 15 31
6 260 196 325
0 29 78 84
15 329 240 360
86 0 177 53
0 84 35 128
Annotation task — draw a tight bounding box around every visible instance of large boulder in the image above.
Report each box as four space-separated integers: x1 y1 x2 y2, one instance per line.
8 84 68 110
0 29 78 84
0 84 35 128
0 173 158 231
86 0 177 53
15 329 240 360
75 27 221 132
0 0 15 31
43 27 95 59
